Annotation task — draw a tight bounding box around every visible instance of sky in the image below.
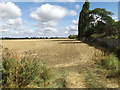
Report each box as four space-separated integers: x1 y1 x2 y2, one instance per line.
0 1 119 37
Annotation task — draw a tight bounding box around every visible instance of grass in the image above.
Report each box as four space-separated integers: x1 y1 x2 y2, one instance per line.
89 50 119 88
2 48 68 88
2 48 41 88
1 39 119 88
100 54 120 79
85 72 106 88
101 54 119 71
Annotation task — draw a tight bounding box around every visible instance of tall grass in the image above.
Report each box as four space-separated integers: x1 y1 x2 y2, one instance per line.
2 48 68 88
2 48 42 88
85 73 105 88
101 54 120 79
101 54 119 71
91 51 119 88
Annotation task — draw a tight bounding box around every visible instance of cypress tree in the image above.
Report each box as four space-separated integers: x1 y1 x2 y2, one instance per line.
78 0 90 39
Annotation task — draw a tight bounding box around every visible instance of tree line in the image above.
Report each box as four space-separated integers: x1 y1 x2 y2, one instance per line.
1 37 67 40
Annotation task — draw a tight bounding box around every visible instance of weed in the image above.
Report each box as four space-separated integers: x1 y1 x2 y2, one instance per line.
85 72 105 88
2 48 68 88
2 49 41 88
101 54 119 71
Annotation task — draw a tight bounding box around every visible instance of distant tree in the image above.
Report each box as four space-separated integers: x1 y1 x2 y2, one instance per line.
68 35 78 39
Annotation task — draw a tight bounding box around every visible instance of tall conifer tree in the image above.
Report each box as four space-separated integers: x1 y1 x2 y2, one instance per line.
78 0 90 39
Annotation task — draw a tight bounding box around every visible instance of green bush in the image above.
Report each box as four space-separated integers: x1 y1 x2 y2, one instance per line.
106 35 119 39
2 50 40 88
101 54 119 72
2 48 68 88
68 35 78 39
2 48 54 88
91 34 104 39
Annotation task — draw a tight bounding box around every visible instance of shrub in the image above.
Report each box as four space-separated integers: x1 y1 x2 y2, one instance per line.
2 48 68 88
2 49 41 88
90 34 104 39
68 35 78 39
2 48 54 88
101 54 119 70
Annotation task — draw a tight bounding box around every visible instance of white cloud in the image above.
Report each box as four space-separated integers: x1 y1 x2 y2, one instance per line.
0 2 21 19
69 25 78 31
56 0 77 2
34 27 59 37
0 2 33 37
2 24 35 37
6 18 22 25
29 3 77 37
0 2 22 31
69 10 77 16
1 2 78 37
63 19 78 35
30 3 68 21
65 31 68 34
75 4 80 9
72 19 78 25
37 20 58 27
112 16 118 20
33 0 40 2
44 27 57 32
30 3 77 21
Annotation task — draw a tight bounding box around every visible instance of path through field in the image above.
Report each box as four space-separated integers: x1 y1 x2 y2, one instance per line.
2 39 117 88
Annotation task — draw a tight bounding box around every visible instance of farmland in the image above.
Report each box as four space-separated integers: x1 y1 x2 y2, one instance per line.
1 39 119 88
2 39 100 70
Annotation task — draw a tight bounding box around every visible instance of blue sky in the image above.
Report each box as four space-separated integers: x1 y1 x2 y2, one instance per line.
1 2 118 37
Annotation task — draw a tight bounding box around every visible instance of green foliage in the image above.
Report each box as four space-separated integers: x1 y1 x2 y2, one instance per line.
85 72 105 88
2 48 68 88
115 21 120 38
78 0 118 39
99 54 120 78
2 49 41 88
101 54 119 71
106 35 119 39
91 34 104 38
54 78 66 88
78 0 90 39
68 35 78 39
54 70 68 88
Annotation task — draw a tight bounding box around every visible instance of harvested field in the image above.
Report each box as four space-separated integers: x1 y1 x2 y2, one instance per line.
1 39 118 88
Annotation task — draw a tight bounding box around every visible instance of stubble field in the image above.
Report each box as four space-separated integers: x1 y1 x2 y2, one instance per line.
1 39 118 88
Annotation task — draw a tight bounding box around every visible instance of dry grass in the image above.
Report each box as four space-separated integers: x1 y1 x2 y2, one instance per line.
2 39 100 71
1 39 118 88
